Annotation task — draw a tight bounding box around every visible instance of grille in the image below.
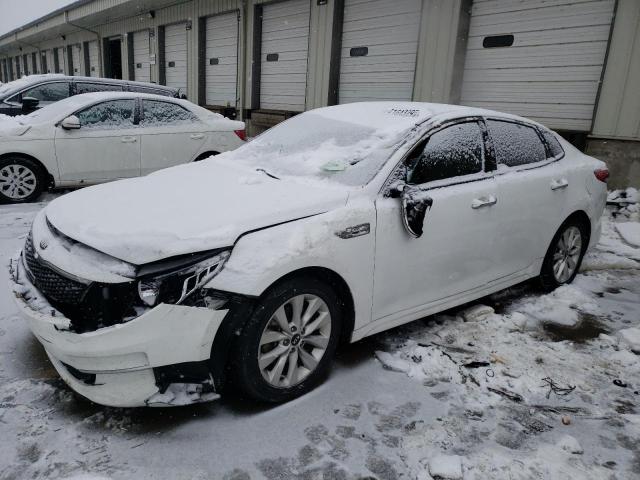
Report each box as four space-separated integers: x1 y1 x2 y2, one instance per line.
23 232 89 305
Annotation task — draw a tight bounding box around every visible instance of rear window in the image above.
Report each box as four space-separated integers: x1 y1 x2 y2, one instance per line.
487 120 546 167
540 129 564 158
76 82 124 94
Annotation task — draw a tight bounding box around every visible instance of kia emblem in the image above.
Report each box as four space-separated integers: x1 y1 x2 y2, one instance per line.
39 240 48 250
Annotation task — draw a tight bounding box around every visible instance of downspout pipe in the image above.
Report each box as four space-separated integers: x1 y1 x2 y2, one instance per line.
65 10 103 76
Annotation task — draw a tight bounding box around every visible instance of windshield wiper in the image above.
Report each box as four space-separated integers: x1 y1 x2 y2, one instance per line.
256 168 280 180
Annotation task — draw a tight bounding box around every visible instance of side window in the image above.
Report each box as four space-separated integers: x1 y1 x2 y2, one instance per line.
76 100 136 130
75 82 124 94
22 82 70 103
487 120 546 167
540 129 564 158
140 100 199 127
407 122 484 185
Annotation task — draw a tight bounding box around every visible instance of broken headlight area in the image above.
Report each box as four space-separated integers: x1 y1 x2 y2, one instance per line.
21 234 232 332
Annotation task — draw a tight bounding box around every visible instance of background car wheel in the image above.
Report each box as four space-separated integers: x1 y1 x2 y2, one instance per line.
539 219 588 291
0 157 45 204
232 276 342 403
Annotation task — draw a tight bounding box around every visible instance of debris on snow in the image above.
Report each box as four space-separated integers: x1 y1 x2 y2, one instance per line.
460 304 494 322
556 435 583 454
618 328 640 354
427 454 463 480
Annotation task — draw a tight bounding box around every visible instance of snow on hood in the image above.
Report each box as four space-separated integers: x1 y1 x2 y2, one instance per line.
45 159 349 265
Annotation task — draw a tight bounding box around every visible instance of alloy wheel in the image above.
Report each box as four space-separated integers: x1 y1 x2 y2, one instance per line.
0 164 37 200
552 226 582 283
258 294 332 388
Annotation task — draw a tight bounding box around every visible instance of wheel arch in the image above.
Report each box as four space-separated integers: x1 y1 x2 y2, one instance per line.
562 210 591 250
0 152 54 189
193 151 220 162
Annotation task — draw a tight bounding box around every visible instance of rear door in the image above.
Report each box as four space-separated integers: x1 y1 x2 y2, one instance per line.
488 119 569 275
54 99 140 182
138 99 207 175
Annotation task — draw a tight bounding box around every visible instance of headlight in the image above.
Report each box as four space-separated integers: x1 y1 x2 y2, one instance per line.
136 250 231 307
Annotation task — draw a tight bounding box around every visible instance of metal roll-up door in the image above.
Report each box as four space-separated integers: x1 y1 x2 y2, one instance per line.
14 57 21 78
133 30 151 83
88 41 100 77
164 23 188 93
46 50 55 73
260 0 311 111
205 12 239 107
72 44 82 75
338 0 422 104
461 0 616 131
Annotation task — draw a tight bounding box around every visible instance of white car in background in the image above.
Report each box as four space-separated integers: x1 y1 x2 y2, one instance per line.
9 102 608 407
0 92 245 203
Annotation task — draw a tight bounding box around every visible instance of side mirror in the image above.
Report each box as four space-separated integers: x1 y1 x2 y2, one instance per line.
399 184 433 238
61 115 81 130
21 96 40 113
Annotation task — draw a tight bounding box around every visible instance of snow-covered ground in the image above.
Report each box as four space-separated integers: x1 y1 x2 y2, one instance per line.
0 190 638 480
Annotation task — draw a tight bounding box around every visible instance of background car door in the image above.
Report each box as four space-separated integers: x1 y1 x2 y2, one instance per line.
54 99 141 182
139 99 208 175
373 120 501 323
487 119 569 276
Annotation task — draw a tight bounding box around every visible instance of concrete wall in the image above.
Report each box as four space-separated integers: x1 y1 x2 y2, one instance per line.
586 139 640 189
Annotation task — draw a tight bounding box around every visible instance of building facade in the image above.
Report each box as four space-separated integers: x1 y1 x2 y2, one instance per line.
0 0 638 187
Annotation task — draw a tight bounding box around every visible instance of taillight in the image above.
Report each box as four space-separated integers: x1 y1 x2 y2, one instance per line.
594 168 609 183
234 129 246 141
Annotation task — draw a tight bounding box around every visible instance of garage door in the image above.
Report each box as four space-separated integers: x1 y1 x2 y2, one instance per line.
259 0 311 111
338 0 422 104
87 41 100 77
132 30 151 83
46 50 55 73
205 12 239 107
164 23 188 94
460 0 616 131
14 57 21 78
54 47 64 73
71 44 82 75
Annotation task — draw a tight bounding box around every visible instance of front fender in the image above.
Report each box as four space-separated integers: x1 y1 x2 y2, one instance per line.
205 201 377 333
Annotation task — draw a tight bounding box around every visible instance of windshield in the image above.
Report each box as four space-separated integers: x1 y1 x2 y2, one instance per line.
226 111 413 186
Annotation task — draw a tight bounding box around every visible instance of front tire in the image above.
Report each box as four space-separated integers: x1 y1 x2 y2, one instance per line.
0 157 46 204
539 220 588 291
232 277 342 403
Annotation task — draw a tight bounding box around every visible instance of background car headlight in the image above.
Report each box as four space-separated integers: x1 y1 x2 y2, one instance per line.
136 250 231 307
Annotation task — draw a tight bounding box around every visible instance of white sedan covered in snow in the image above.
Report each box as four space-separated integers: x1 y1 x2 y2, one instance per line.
9 102 608 407
0 91 244 203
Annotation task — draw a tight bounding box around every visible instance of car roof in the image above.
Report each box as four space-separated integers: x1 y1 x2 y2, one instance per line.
0 74 178 97
309 101 548 132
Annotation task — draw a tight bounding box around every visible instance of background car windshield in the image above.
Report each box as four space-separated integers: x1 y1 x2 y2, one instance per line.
229 113 405 186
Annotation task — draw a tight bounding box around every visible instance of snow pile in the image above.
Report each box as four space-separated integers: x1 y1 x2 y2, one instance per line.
374 206 640 479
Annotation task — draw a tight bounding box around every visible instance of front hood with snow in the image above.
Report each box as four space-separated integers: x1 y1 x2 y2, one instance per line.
45 160 349 265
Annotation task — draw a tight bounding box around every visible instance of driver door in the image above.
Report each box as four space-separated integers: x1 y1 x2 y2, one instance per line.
54 99 141 182
372 120 501 325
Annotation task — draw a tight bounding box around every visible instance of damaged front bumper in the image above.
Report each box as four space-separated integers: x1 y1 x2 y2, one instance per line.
9 254 230 407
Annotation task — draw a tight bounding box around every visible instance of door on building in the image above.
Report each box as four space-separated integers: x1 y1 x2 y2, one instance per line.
41 51 48 73
204 12 239 108
259 0 310 111
47 50 55 73
22 55 29 75
163 23 188 95
31 53 38 74
132 30 151 83
338 0 422 104
460 0 616 132
14 57 21 78
71 44 82 75
86 40 100 77
104 37 123 79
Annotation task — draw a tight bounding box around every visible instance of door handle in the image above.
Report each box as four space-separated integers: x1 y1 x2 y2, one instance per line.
190 133 205 140
550 178 569 190
471 195 498 209
121 136 137 143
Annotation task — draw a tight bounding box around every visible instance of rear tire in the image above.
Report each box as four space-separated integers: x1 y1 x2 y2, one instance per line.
539 219 588 291
0 157 46 204
231 276 342 403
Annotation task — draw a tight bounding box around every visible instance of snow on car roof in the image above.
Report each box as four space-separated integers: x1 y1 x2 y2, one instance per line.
309 101 544 131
